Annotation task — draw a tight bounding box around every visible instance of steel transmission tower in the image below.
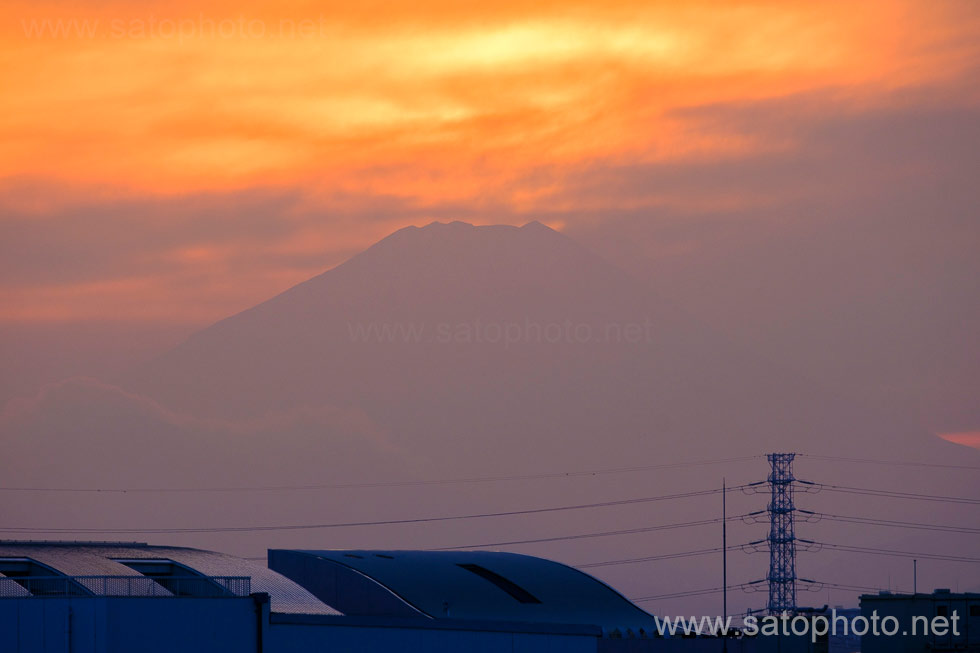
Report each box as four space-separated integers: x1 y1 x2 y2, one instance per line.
766 453 797 614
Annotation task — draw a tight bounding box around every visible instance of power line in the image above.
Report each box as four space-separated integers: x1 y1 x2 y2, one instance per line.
799 481 980 505
797 510 980 534
572 537 979 573
0 485 750 535
800 540 980 563
579 544 744 569
633 575 920 604
631 586 728 602
0 456 762 493
799 454 980 472
433 514 753 550
807 580 911 595
15 453 972 493
632 577 918 604
631 582 763 603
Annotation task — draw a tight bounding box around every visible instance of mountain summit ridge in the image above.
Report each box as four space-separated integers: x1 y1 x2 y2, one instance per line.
166 218 635 353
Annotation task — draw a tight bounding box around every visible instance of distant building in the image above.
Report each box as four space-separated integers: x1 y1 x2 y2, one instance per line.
827 607 860 653
860 589 980 653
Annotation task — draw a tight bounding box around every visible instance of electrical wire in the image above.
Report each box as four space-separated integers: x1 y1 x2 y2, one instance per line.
579 544 746 569
800 540 980 563
798 510 980 534
0 485 750 535
577 538 980 570
630 583 762 602
800 482 980 505
432 514 753 550
799 454 980 472
0 456 762 494
807 580 911 594
633 577 919 604
631 586 727 601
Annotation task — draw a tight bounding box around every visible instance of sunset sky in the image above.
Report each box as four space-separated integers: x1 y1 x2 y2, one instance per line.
2 0 977 321
1 0 978 442
0 2 978 608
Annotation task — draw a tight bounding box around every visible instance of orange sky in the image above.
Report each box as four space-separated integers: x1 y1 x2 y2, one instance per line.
1 0 979 322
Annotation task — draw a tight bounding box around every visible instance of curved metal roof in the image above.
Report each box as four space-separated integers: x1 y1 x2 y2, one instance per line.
0 542 338 615
270 549 658 630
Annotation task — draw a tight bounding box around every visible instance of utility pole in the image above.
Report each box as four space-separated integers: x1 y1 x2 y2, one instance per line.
766 453 797 615
722 477 728 652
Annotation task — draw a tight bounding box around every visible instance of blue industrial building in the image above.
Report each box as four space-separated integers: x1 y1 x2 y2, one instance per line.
1 541 819 652
268 549 660 627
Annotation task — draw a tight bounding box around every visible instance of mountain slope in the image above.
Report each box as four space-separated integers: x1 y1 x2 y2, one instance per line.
124 220 969 468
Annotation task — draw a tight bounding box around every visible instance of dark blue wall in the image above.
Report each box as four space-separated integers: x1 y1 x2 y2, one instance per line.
267 613 599 653
0 597 258 653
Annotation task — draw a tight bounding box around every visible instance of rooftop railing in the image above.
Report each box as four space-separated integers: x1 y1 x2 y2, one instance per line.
0 575 251 598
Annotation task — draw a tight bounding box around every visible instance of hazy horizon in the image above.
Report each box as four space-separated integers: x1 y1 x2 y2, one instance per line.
1 0 978 619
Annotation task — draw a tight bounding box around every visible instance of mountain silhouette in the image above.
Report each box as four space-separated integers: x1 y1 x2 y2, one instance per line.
122 220 967 468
